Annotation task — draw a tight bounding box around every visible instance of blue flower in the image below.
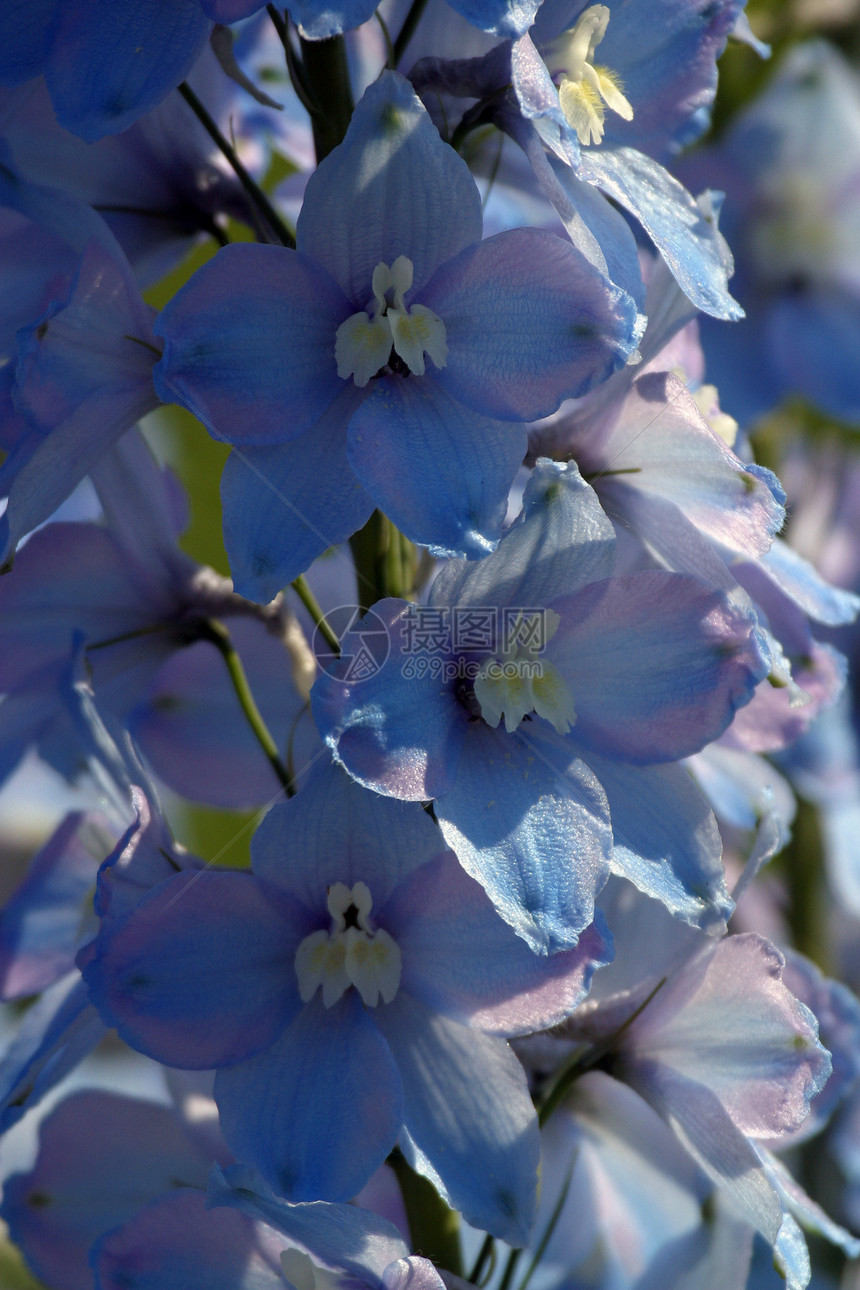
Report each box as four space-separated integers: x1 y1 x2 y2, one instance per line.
313 460 768 953
154 71 642 601
82 761 610 1243
410 0 749 318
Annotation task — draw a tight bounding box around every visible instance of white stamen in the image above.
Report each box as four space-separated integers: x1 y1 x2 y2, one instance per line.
543 5 633 147
294 882 402 1009
335 257 447 386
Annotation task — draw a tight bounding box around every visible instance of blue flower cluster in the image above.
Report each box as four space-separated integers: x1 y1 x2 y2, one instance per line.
1 3 860 1289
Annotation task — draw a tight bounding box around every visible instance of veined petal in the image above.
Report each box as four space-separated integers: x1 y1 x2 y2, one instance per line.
384 853 610 1032
311 599 467 802
215 994 402 1201
220 387 373 603
435 722 613 954
347 379 526 559
423 227 640 420
154 244 352 447
379 993 540 1245
45 0 211 141
548 572 767 763
580 148 742 320
430 459 615 612
584 754 732 933
298 72 482 302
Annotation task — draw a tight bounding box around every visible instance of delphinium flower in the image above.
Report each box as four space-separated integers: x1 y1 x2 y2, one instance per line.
81 760 610 1243
409 0 749 317
313 457 767 954
154 70 643 601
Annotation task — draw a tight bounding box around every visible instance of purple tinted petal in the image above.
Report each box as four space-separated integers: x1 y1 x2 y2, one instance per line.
154 244 352 446
94 1189 285 1290
550 573 767 763
386 853 610 1031
0 0 54 84
2 1092 212 1290
424 228 640 420
130 617 311 809
215 994 402 1201
83 871 304 1068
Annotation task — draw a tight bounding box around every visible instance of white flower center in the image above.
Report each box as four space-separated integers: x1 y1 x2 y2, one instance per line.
473 610 577 735
294 880 402 1009
335 256 448 388
542 5 633 147
749 171 847 288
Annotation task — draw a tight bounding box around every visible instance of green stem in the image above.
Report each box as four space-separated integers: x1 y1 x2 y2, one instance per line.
497 1247 522 1290
291 574 340 653
782 796 829 972
349 512 416 610
391 0 430 66
468 1234 496 1285
388 1152 462 1274
201 619 294 795
177 82 296 248
299 33 354 162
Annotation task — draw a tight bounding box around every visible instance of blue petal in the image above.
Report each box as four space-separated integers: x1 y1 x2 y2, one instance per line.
311 599 467 802
582 754 733 933
0 0 54 85
445 0 540 39
379 992 540 1245
154 244 353 447
215 993 402 1201
297 72 482 302
220 386 373 602
435 723 613 954
347 379 526 558
252 759 451 913
83 870 305 1068
580 148 743 320
0 811 98 999
208 1163 410 1281
423 227 641 420
0 975 105 1132
45 0 211 141
429 459 615 613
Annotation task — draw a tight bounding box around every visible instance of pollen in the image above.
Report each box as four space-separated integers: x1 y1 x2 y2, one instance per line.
543 5 634 147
